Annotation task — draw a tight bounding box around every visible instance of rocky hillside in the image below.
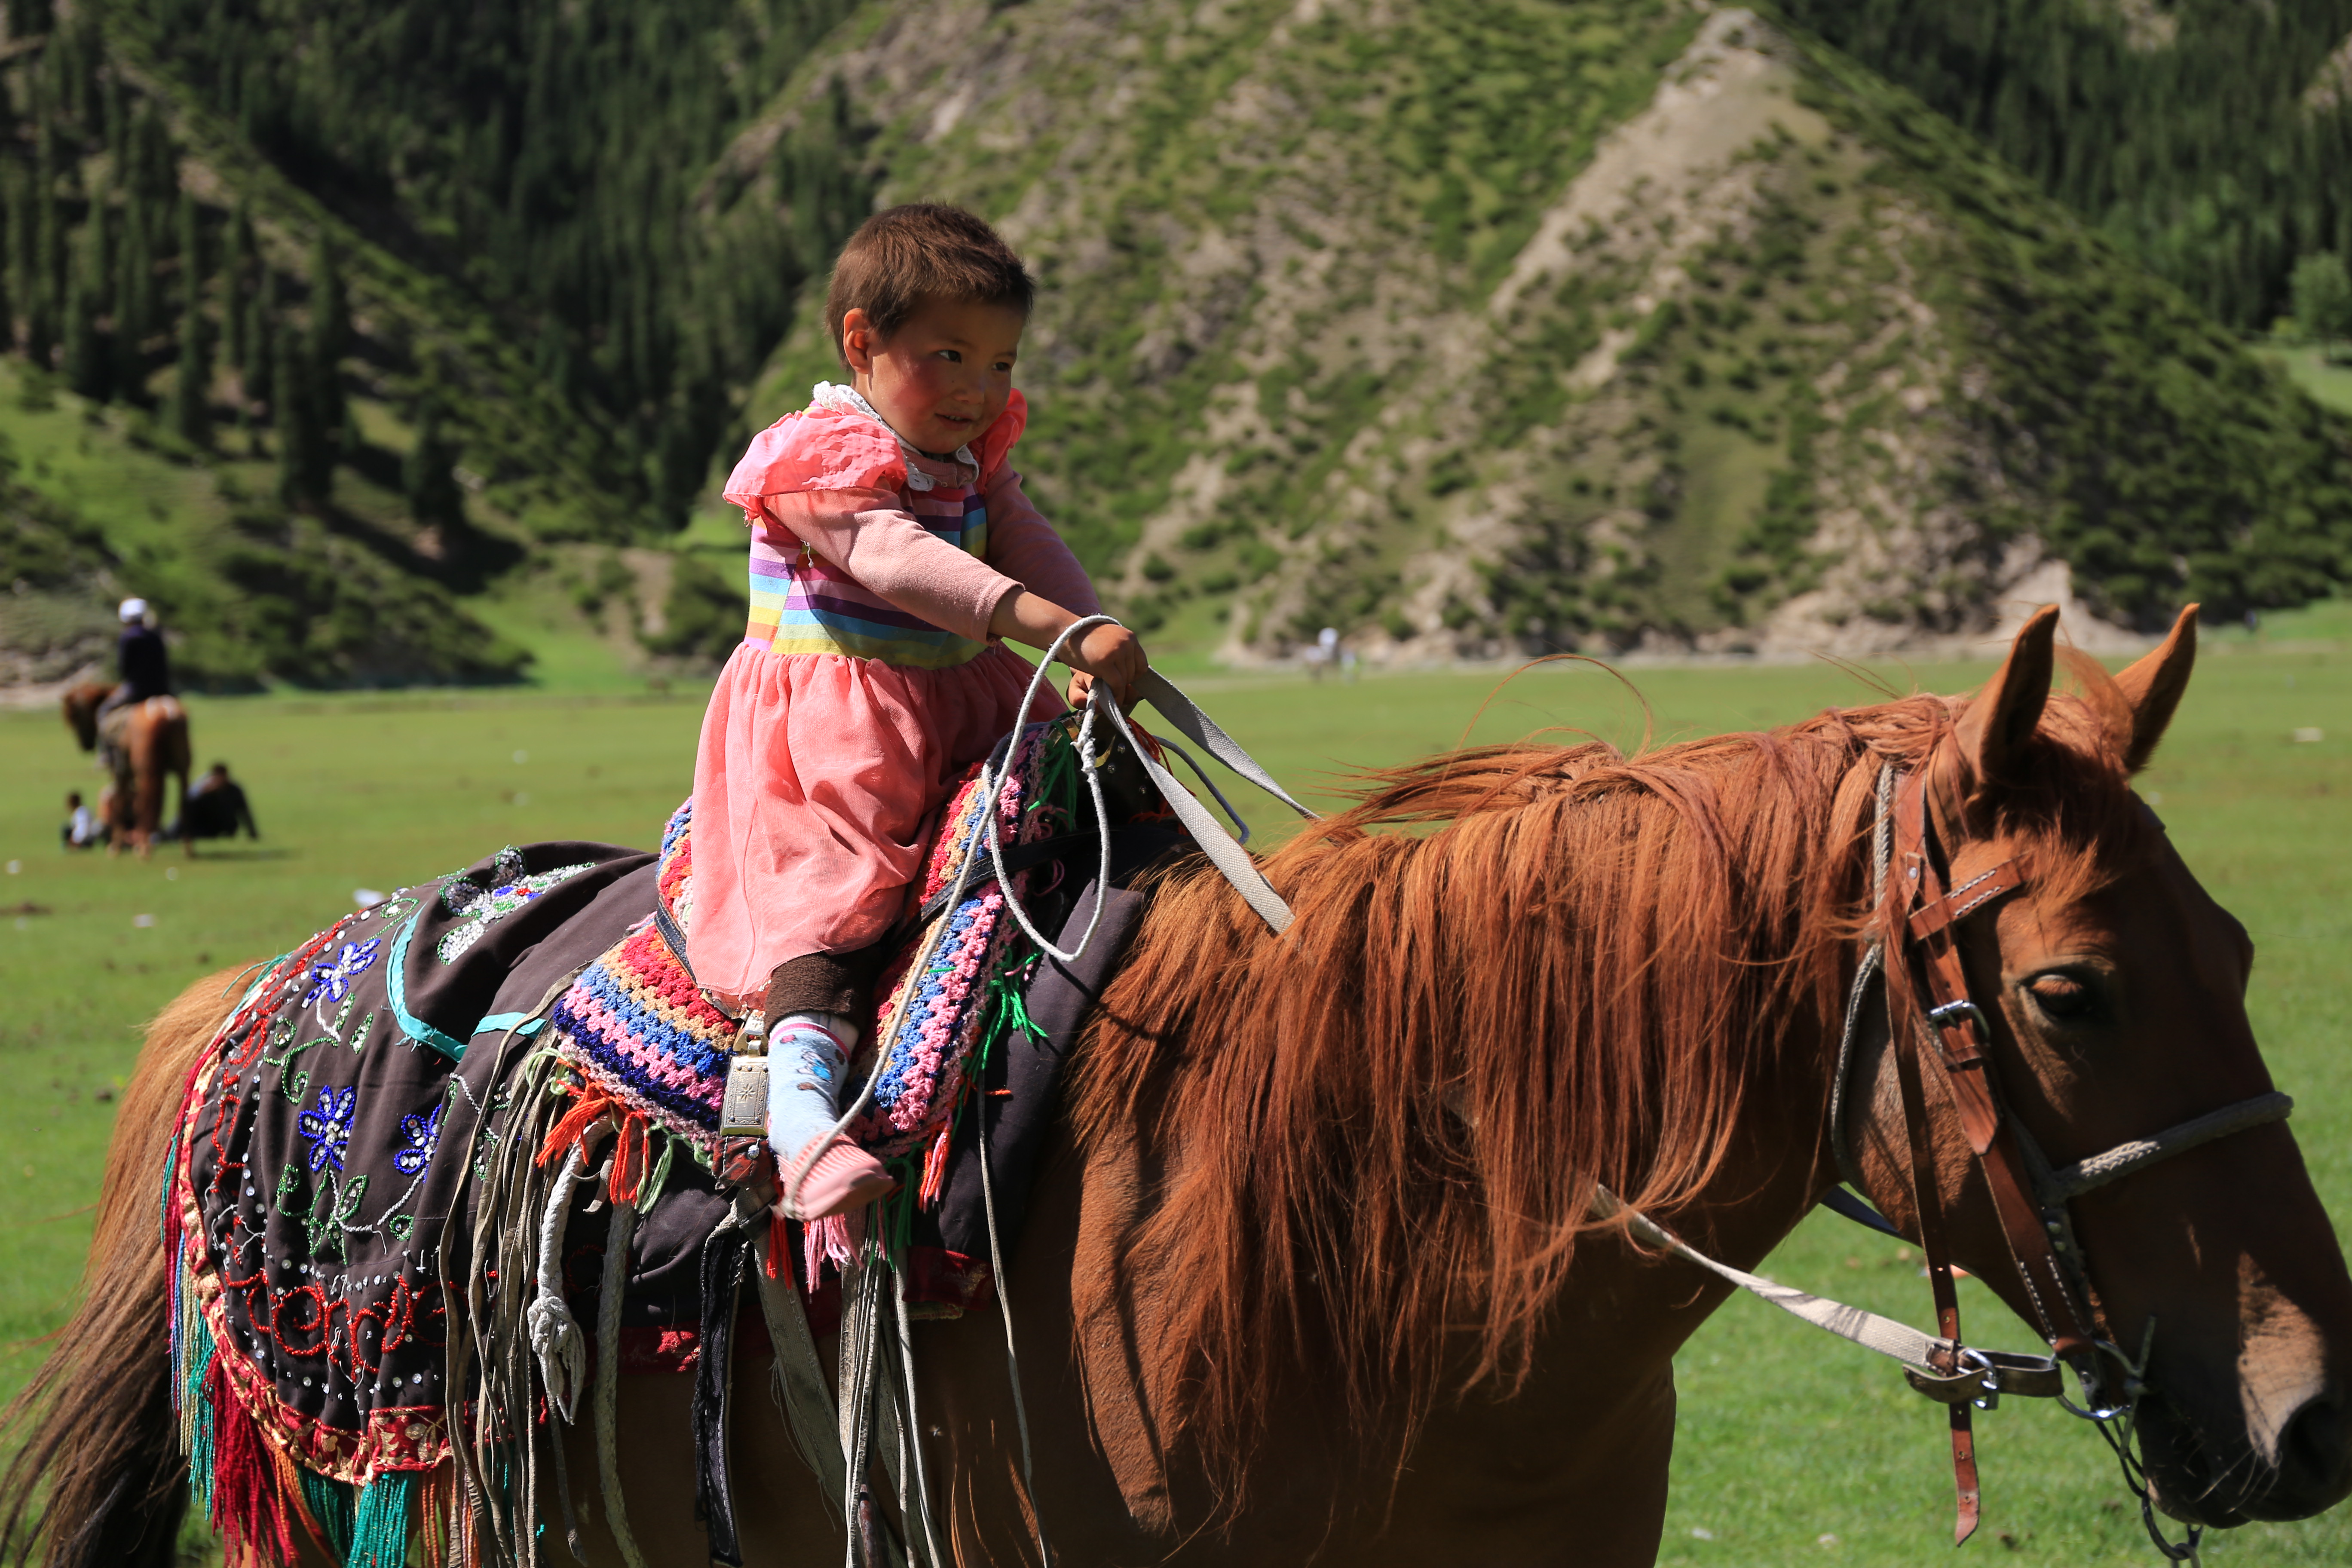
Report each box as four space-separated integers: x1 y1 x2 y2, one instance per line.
744 0 2352 661
5 0 2349 685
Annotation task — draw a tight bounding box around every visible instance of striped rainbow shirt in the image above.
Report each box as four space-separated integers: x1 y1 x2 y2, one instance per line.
744 481 991 668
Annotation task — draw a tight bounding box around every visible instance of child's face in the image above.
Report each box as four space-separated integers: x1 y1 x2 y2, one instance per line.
842 297 1025 456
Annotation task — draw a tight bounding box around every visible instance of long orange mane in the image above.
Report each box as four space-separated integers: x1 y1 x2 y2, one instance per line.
1072 673 2155 1496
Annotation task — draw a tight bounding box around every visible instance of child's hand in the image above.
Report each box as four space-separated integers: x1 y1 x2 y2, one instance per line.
990 591 1148 705
1065 623 1146 708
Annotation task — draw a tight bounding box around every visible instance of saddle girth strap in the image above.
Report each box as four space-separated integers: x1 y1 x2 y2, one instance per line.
694 1218 752 1567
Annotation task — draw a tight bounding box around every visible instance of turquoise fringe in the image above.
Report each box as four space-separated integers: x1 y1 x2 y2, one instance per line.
180 1311 218 1516
298 1470 354 1561
348 1472 414 1568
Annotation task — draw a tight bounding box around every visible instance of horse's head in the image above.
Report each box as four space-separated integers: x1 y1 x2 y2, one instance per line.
1851 606 2352 1527
60 682 108 752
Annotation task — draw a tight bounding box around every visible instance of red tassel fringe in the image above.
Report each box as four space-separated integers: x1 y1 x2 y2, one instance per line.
207 1356 298 1567
534 1078 651 1204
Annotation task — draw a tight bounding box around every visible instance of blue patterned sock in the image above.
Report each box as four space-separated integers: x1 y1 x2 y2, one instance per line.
766 1012 858 1156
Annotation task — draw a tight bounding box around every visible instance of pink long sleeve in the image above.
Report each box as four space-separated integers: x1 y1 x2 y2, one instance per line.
762 488 1020 643
982 468 1102 617
760 469 1102 643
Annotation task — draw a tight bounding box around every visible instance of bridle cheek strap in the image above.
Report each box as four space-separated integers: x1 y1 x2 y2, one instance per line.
1896 770 2098 1344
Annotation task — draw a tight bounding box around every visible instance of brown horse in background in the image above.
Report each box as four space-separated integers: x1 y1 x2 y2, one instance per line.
6 607 2351 1567
61 681 191 858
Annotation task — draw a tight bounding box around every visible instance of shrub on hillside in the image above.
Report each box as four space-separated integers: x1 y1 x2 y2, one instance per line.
643 554 747 666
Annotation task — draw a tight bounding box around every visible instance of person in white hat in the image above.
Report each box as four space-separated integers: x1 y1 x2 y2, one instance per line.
97 597 173 722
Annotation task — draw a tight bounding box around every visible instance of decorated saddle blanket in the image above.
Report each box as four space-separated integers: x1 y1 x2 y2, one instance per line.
164 718 1179 1562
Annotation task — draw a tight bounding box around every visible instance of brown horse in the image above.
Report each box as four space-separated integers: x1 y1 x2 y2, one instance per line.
6 606 2349 1567
61 681 193 858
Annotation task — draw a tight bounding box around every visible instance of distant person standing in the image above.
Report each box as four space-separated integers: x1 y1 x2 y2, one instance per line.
181 763 259 842
60 790 101 849
1309 625 1339 681
98 598 173 723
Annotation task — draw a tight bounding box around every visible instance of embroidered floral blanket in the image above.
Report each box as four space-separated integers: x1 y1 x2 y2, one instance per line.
167 844 658 1497
162 717 1172 1561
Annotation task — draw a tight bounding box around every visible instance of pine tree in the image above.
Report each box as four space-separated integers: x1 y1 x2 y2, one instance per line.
171 300 209 444
62 263 103 400
1 165 24 353
170 192 209 445
34 119 62 328
224 202 254 373
2292 253 2352 356
245 267 276 409
178 189 201 284
85 171 111 315
308 235 348 439
276 322 330 508
114 199 150 400
102 67 124 155
404 400 466 533
7 0 55 41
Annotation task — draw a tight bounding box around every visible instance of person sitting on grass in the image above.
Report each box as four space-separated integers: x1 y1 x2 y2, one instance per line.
179 763 258 843
60 790 101 849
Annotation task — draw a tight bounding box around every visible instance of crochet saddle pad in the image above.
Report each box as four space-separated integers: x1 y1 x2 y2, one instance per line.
545 717 1078 1171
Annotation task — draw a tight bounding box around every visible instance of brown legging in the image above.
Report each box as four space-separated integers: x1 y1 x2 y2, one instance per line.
763 945 888 1022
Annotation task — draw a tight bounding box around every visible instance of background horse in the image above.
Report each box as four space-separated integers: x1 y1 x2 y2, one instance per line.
6 608 2349 1567
61 681 192 858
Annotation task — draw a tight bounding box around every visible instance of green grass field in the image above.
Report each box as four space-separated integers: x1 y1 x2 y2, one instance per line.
3 606 2348 1563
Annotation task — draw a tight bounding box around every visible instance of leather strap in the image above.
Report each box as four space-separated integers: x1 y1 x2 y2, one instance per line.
1591 1188 2057 1398
1906 859 2024 940
693 1220 750 1566
1890 940 1981 1545
739 1192 848 1515
1891 766 2098 1367
1135 668 1319 822
1092 687 1301 935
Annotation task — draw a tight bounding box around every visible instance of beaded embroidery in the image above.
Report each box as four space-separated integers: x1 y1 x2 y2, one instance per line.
435 862 596 964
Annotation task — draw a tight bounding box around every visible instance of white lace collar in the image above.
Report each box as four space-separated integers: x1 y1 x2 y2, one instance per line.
810 381 977 491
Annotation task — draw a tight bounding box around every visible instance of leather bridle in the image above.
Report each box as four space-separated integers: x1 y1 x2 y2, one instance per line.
1835 753 2293 1555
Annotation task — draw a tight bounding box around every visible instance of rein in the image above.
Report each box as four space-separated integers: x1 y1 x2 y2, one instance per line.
1611 754 2291 1563
772 621 1314 1568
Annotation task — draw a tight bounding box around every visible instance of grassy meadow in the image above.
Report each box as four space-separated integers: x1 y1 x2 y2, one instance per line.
2251 345 2352 418
2 605 2348 1564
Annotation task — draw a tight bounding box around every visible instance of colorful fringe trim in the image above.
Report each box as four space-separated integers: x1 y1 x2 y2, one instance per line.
545 916 741 1146
163 937 449 1568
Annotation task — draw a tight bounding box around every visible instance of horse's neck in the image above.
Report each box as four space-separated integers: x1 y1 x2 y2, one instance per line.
1053 992 1841 1550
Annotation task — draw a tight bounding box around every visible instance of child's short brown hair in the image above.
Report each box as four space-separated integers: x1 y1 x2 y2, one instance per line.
824 204 1035 368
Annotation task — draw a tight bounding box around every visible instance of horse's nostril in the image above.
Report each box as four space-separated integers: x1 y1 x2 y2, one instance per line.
2270 1388 2352 1516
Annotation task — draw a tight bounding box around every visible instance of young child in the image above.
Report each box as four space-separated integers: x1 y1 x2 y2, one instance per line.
61 790 101 849
695 204 1144 1220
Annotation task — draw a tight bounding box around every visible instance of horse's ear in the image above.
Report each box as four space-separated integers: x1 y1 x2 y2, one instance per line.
1957 605 2061 792
2107 603 2197 772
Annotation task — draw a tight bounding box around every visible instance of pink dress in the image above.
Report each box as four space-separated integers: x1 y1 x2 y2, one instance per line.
687 389 1101 1008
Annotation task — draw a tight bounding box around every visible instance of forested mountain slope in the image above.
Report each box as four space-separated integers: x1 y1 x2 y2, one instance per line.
1774 0 2352 331
0 0 868 686
2 0 2348 682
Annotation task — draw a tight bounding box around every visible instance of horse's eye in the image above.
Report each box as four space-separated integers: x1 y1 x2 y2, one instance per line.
2026 974 2097 1022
